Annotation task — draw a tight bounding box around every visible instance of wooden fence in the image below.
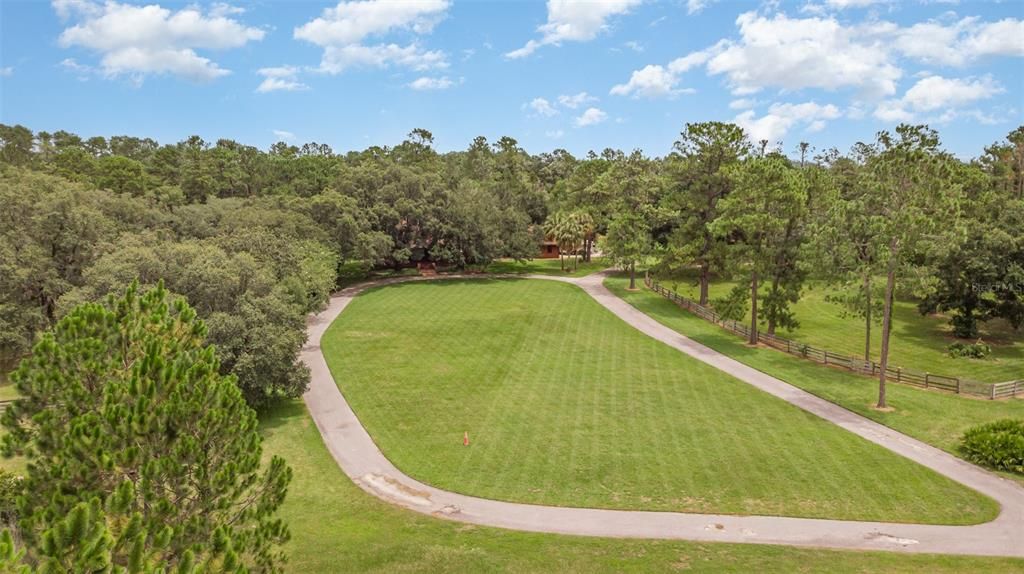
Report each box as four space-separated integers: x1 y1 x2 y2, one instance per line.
644 273 1023 400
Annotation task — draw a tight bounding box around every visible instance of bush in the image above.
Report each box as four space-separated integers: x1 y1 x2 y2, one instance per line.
0 470 22 526
960 419 1024 474
947 340 991 359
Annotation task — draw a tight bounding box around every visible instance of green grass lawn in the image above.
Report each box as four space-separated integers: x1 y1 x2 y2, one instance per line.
0 384 19 402
605 275 1024 475
486 256 609 277
261 400 1024 573
651 270 1023 383
321 278 996 524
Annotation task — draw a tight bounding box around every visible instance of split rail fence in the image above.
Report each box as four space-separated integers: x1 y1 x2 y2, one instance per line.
644 273 1023 400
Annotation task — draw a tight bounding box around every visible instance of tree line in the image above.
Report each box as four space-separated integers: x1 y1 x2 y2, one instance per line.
1 121 1021 407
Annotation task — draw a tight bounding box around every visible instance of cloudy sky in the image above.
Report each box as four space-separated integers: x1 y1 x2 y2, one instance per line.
1 0 1022 157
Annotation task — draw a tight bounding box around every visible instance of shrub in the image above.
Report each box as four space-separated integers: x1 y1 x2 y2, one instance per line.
0 470 22 526
960 419 1024 475
947 340 991 359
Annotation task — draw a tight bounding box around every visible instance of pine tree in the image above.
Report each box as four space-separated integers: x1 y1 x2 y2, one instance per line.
1 282 291 572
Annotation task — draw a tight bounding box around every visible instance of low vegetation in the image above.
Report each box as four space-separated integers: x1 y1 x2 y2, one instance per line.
961 420 1024 475
948 340 994 360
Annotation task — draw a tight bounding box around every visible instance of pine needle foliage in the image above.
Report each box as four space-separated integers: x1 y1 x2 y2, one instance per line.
1 282 291 572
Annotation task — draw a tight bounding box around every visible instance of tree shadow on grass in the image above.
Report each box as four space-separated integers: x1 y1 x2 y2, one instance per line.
258 399 307 433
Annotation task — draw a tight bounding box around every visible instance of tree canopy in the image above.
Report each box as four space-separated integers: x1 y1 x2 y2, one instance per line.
2 282 291 572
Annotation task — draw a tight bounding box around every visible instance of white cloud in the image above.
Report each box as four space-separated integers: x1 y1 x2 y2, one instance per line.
873 100 914 122
272 129 296 141
574 107 608 127
525 97 559 117
901 74 1001 111
609 42 721 98
53 0 99 20
59 57 94 80
0 67 12 77
734 101 841 143
317 43 447 73
55 0 264 82
256 66 310 93
295 0 450 74
623 40 644 53
409 76 455 90
294 0 449 45
825 0 883 8
209 3 245 18
610 64 678 98
729 98 758 110
706 12 901 97
612 10 1021 120
687 0 716 15
557 91 597 109
873 74 1003 121
546 129 565 139
256 78 308 93
506 0 643 59
889 17 1024 67
609 61 704 98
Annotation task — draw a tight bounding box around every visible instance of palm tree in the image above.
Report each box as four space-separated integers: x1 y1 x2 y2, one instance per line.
573 210 596 264
545 211 586 271
544 211 569 271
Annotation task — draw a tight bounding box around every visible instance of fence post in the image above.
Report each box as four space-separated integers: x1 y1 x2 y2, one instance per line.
925 373 929 389
824 351 829 365
897 368 901 383
956 378 961 394
990 384 996 400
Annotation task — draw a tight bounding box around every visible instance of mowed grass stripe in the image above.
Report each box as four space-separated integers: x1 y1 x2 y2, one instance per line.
322 278 997 524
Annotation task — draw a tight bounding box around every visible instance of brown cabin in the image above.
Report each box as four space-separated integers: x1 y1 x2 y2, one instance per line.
539 240 560 259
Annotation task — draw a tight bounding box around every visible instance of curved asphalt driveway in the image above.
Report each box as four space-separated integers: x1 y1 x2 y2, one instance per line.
301 271 1024 557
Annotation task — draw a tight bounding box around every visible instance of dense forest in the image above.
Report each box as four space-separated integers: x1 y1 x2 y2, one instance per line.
1 122 1022 410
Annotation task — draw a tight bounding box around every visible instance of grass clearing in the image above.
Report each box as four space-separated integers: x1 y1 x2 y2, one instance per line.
605 275 1024 480
651 270 1023 383
486 257 609 277
262 400 1024 573
321 277 996 524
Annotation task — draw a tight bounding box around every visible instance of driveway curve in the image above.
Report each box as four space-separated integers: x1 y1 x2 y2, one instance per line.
301 271 1024 557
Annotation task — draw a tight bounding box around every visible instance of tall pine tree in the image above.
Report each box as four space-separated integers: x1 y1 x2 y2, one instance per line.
2 282 291 572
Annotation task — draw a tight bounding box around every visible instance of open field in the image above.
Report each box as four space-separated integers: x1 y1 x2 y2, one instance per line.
486 256 609 276
651 270 1023 383
605 275 1024 473
320 277 996 524
262 400 1024 573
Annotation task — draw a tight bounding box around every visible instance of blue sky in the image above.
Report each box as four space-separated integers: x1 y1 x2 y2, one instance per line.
1 0 1022 158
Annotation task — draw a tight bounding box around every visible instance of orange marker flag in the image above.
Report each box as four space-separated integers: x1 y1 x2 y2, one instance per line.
463 431 470 446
